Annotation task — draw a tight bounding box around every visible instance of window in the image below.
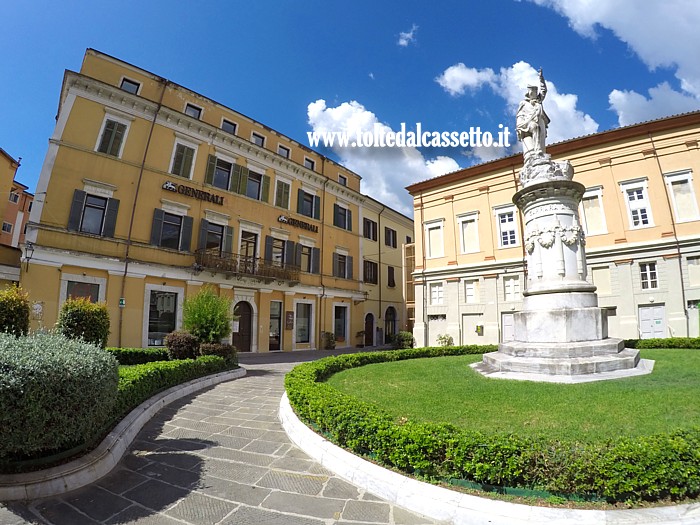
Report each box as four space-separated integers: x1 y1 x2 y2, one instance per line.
688 257 700 286
363 218 378 241
425 221 444 258
406 235 412 243
465 280 479 303
581 187 607 235
387 266 396 288
277 144 290 158
268 237 285 266
209 157 233 191
458 213 479 253
240 231 258 259
385 227 397 248
338 174 347 186
120 78 140 94
333 203 352 231
204 221 225 254
333 253 353 279
503 275 520 301
1 222 11 234
148 290 178 346
620 179 653 228
28 201 32 212
385 307 397 343
430 282 444 305
170 142 196 179
67 281 99 302
300 245 312 272
246 171 263 200
296 302 312 343
297 189 320 219
184 103 202 119
296 244 320 274
150 209 193 251
304 158 316 171
222 119 237 135
251 132 265 147
8 192 19 203
97 118 128 157
665 171 699 222
334 305 348 341
275 179 291 209
591 267 612 295
68 190 120 238
496 207 518 247
640 262 658 290
363 260 378 284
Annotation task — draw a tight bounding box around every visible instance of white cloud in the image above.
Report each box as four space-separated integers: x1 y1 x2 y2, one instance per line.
307 100 457 215
435 60 598 159
528 0 700 124
435 63 496 96
397 24 419 47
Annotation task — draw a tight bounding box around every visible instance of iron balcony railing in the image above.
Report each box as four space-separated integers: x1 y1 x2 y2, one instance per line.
195 249 300 283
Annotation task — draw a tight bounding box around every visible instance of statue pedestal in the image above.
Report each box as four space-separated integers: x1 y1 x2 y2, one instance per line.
472 157 653 383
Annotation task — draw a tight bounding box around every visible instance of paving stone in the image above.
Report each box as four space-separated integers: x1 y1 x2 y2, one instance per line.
256 471 327 495
203 415 250 427
136 461 202 490
342 500 391 522
362 491 384 501
122 479 189 511
210 434 254 450
200 446 276 466
270 456 317 473
165 492 238 524
256 430 290 443
97 468 150 495
34 500 99 525
241 439 284 455
196 474 271 506
0 504 43 525
167 418 230 434
221 505 325 525
63 485 132 521
237 419 280 430
160 426 212 442
105 504 184 525
262 491 345 519
394 505 437 525
203 458 268 485
219 426 267 439
145 451 203 471
322 477 361 499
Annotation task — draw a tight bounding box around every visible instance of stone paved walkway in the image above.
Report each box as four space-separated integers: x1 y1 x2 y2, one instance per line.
0 352 441 525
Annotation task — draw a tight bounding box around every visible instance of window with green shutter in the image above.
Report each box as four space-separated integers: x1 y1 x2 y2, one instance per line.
97 119 127 157
171 143 195 178
275 180 290 209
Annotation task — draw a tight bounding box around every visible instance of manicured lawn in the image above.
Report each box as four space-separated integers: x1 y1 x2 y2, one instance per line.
326 350 699 442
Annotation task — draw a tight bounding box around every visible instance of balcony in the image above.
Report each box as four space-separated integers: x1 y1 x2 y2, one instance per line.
195 249 300 284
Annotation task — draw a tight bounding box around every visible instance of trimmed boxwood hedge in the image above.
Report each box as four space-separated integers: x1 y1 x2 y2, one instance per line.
285 345 700 503
625 337 700 349
106 347 170 365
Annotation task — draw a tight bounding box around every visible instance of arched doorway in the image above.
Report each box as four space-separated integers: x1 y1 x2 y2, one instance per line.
233 301 253 352
384 306 397 344
364 313 374 347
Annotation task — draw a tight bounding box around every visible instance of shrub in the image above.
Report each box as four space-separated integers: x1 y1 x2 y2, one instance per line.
165 330 199 360
0 285 30 337
56 297 110 348
200 342 237 365
183 286 233 344
0 332 118 464
321 331 336 350
436 334 454 347
284 345 700 503
106 347 169 365
391 331 415 349
624 338 700 349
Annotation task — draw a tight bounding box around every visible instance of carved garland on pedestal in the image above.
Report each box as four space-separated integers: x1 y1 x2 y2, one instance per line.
524 225 585 254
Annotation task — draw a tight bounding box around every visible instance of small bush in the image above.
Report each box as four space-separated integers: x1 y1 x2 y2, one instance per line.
165 330 199 360
0 332 118 463
56 298 110 348
200 342 237 365
183 286 233 344
0 285 30 337
391 331 415 349
106 347 169 365
436 334 454 347
321 331 336 350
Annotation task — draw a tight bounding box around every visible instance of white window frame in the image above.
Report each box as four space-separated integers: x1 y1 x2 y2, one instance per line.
424 219 445 259
238 219 263 259
503 274 521 302
221 118 237 135
8 192 19 204
664 170 700 222
494 204 519 248
94 109 133 158
620 178 654 229
338 174 348 186
429 281 444 305
184 103 203 120
251 132 266 147
640 261 659 290
142 283 184 348
332 301 350 343
304 157 316 171
60 273 107 305
169 135 199 180
277 144 290 158
464 279 480 304
457 211 479 254
1 222 12 234
580 186 608 235
119 77 141 95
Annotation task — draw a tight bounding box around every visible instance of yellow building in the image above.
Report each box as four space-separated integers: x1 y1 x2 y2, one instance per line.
407 111 700 345
0 149 22 286
24 49 412 351
1 180 33 249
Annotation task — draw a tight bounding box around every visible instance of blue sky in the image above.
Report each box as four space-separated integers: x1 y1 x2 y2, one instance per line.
2 0 700 215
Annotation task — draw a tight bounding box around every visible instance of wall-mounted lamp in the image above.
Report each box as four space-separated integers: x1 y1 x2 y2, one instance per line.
24 241 35 272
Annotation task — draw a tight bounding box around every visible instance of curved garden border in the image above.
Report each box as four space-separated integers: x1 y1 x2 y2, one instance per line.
0 367 246 501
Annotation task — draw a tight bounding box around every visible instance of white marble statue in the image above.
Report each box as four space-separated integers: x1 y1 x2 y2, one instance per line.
516 68 550 162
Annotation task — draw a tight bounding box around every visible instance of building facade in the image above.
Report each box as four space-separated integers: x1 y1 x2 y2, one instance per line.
24 49 412 350
1 180 33 249
407 111 700 346
0 149 22 285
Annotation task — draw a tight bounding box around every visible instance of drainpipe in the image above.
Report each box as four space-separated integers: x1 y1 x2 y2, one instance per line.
317 157 330 350
117 79 167 348
419 193 428 347
377 203 386 342
648 132 689 335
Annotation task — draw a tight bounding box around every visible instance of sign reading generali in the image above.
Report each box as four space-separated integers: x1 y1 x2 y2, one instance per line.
278 215 319 233
162 181 224 206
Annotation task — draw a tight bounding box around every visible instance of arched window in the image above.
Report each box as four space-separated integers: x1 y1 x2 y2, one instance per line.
384 306 397 344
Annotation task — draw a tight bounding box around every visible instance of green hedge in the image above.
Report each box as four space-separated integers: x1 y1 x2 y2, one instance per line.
0 332 118 463
106 347 170 365
625 337 700 349
285 345 700 503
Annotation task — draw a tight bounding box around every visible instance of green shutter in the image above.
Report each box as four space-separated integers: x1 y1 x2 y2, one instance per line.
239 166 248 195
264 235 274 261
180 216 193 252
103 198 120 238
171 144 184 176
205 154 216 185
68 190 87 231
230 164 242 193
297 189 304 213
198 219 209 251
311 247 320 274
332 253 339 278
347 209 352 232
333 204 340 228
313 195 320 220
182 145 194 178
223 226 233 254
261 175 270 203
109 122 126 156
150 209 164 245
347 256 353 280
